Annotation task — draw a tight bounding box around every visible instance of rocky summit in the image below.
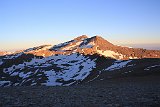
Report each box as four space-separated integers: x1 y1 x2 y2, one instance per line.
0 35 160 87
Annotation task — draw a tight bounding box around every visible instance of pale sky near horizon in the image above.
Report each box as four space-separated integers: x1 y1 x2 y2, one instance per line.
0 0 160 51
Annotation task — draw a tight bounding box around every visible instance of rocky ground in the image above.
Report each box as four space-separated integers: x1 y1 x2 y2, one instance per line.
0 75 160 107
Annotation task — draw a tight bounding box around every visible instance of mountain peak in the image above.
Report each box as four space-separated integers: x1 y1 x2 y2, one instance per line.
2 35 160 60
74 35 88 41
92 35 102 38
89 35 113 46
1 35 160 88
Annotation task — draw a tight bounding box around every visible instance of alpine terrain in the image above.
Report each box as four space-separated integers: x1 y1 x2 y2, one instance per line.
0 35 160 87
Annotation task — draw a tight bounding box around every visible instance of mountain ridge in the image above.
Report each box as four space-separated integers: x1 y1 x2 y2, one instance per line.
0 35 160 87
1 35 159 59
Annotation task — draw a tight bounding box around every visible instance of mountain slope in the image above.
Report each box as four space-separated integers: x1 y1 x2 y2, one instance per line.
2 35 159 59
0 35 160 87
38 35 160 59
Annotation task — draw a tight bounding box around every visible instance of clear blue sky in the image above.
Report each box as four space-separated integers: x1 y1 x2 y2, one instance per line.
0 0 160 51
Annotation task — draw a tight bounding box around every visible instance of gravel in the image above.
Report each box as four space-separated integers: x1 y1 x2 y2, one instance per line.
0 75 160 107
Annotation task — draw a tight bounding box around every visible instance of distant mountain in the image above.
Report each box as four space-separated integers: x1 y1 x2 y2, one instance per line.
3 35 160 59
0 35 160 86
0 51 13 56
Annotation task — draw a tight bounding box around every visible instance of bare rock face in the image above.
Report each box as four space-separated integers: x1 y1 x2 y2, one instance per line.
73 35 88 41
89 36 114 48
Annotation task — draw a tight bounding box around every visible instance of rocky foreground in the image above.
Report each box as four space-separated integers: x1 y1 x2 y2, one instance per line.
1 75 160 107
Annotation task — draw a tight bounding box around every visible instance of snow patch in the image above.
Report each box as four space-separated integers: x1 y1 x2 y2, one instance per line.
62 41 83 50
0 59 3 65
0 81 11 87
2 53 97 86
42 53 96 86
106 60 132 71
51 40 74 50
144 65 160 70
42 70 62 86
10 72 19 76
97 50 124 59
24 45 52 52
80 41 95 48
4 52 23 59
19 72 32 79
129 56 138 59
